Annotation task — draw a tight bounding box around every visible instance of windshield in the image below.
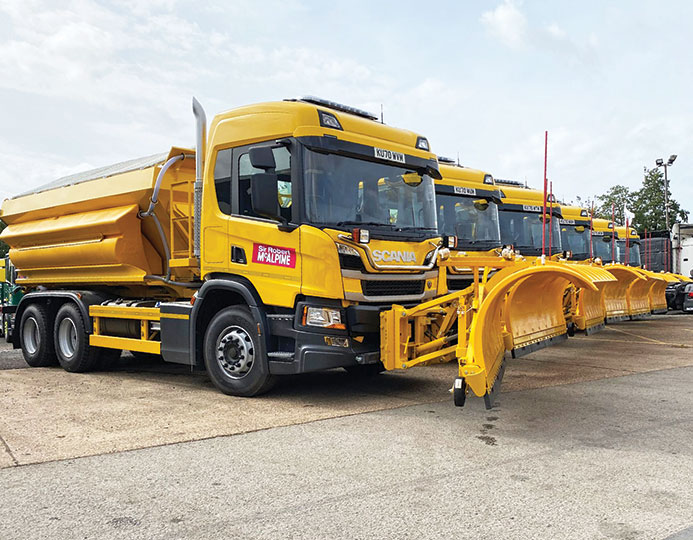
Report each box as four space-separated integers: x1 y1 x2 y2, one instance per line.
303 148 437 235
436 194 501 249
499 211 562 255
592 235 616 262
560 225 590 259
617 240 642 266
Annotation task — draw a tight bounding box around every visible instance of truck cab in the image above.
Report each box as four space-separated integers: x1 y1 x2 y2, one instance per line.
614 225 641 266
0 97 445 397
591 219 618 264
495 181 563 257
434 160 502 291
558 205 592 261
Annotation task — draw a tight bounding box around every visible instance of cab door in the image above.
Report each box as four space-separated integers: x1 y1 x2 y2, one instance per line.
224 142 301 308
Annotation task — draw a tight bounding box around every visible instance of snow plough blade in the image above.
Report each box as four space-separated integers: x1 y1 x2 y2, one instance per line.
379 255 598 408
602 265 647 322
642 270 679 314
565 263 616 334
625 267 656 319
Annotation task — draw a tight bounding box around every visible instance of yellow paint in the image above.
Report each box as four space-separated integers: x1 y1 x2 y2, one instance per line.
89 335 161 354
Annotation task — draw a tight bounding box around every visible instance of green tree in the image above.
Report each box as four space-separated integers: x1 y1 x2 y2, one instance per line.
595 185 632 222
0 221 7 258
631 168 689 232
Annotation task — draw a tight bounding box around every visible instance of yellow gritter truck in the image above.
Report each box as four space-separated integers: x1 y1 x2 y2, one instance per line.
0 96 446 397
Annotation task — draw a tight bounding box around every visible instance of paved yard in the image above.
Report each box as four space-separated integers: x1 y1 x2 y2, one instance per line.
0 315 692 539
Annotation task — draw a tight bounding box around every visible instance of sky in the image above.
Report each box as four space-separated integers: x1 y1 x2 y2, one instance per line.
1 0 691 215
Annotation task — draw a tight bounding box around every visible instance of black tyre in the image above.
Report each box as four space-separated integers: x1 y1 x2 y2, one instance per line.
343 362 385 377
203 306 274 396
53 303 102 373
453 378 467 407
20 304 58 367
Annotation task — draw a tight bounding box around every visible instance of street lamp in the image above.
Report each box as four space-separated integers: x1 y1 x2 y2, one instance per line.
654 154 677 230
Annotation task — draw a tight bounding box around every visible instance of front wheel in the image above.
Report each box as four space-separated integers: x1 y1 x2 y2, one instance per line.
203 307 275 397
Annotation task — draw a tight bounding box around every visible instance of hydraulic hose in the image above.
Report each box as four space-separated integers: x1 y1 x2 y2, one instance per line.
138 152 194 283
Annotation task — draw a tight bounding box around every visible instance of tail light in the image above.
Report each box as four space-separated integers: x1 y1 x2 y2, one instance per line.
688 292 693 299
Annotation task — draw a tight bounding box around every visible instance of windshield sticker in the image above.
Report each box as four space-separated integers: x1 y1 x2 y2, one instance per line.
252 243 296 268
522 205 542 212
374 147 405 164
454 186 476 196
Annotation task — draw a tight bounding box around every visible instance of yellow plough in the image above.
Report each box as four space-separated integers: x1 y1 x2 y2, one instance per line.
601 264 646 321
380 253 599 408
642 270 680 314
566 262 617 334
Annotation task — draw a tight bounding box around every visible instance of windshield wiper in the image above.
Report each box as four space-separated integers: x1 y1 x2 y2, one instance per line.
333 220 396 229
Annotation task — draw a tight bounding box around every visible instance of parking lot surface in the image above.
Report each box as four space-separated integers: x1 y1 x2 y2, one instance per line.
0 314 692 539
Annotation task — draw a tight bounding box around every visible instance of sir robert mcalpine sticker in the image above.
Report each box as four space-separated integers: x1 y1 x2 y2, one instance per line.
252 243 297 268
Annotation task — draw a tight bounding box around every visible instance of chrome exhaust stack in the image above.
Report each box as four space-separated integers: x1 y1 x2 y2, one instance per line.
192 97 207 260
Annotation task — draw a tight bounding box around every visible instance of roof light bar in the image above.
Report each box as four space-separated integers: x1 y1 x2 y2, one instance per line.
437 156 456 164
293 95 379 121
495 179 525 187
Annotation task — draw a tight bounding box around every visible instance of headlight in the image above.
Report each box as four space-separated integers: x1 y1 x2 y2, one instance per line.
302 306 346 329
336 243 360 257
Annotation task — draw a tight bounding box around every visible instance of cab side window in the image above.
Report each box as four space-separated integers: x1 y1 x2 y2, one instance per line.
238 146 292 221
214 148 232 215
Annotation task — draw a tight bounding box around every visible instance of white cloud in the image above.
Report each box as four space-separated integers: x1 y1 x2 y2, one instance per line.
481 0 528 49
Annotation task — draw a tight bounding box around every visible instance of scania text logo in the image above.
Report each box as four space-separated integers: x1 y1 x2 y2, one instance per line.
372 249 417 263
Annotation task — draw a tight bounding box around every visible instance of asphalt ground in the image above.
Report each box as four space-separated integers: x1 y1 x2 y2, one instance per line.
0 314 692 539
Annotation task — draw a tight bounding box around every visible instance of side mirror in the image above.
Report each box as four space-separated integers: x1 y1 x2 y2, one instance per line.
249 147 276 170
251 173 282 222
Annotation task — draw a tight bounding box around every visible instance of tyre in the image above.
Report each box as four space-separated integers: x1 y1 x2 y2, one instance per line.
203 306 274 396
343 362 385 377
20 304 58 367
53 303 102 373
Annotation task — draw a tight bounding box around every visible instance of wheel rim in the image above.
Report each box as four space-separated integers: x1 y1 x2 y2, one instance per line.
216 325 255 379
23 317 40 355
57 317 78 359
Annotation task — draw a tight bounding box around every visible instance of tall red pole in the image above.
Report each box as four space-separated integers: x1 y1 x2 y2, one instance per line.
611 203 615 262
589 203 594 259
548 181 553 255
542 131 548 257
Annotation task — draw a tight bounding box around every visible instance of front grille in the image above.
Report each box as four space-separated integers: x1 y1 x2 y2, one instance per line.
362 280 425 297
339 253 366 271
447 277 473 291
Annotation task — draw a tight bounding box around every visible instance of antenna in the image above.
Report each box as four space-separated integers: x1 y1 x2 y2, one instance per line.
456 152 460 166
380 104 383 123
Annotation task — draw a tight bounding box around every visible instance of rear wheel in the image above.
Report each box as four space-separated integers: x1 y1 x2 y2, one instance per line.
54 303 103 373
20 304 57 367
203 307 275 397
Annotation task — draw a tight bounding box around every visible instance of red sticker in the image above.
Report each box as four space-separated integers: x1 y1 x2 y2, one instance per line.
252 243 296 268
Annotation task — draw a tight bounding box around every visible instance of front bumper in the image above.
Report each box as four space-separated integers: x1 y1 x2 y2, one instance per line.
266 304 382 375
